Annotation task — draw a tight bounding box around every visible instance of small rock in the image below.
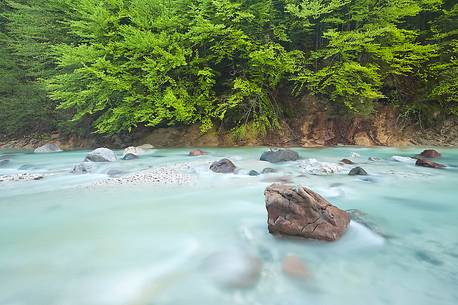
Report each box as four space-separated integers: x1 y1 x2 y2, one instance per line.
265 183 350 241
19 164 35 170
415 158 446 169
210 158 236 173
419 149 441 158
71 163 89 174
260 149 299 163
205 250 262 289
189 149 208 156
107 168 125 177
0 159 10 167
368 157 382 161
85 148 117 162
261 168 276 174
349 167 368 176
34 143 62 153
121 146 145 160
137 144 154 149
282 256 308 279
121 153 139 160
340 158 354 165
248 170 260 176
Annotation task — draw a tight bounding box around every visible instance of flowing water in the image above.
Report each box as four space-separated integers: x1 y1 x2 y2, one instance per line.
0 147 457 305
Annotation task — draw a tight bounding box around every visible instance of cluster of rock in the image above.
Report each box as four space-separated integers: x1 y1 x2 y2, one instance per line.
415 149 446 169
209 158 278 176
0 173 44 182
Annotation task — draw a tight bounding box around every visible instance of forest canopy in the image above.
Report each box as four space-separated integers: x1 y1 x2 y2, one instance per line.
0 0 457 137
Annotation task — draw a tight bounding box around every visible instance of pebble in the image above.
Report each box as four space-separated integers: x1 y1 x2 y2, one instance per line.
0 173 44 182
93 164 193 186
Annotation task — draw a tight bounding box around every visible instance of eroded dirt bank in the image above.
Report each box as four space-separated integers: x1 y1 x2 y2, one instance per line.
2 97 458 150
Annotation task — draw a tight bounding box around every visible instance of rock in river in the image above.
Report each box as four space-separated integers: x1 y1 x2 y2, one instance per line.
189 149 208 156
248 170 260 176
262 168 276 174
260 149 299 163
282 256 309 279
0 159 10 167
71 163 89 174
349 166 368 176
210 158 236 173
85 148 117 162
137 143 154 150
121 146 145 159
265 183 350 241
419 149 441 158
415 158 446 169
34 143 62 153
340 158 355 165
121 153 139 160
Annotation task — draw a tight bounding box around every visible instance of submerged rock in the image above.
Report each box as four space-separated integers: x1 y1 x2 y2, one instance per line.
85 148 117 162
260 149 299 163
107 168 125 177
368 157 382 161
248 170 260 176
205 250 262 289
298 158 345 175
0 159 10 167
189 149 208 156
340 158 355 165
415 158 446 169
261 167 276 174
347 209 383 236
419 149 441 158
34 143 62 153
210 158 236 173
349 166 368 176
282 256 309 279
121 153 139 160
71 163 90 174
265 183 350 241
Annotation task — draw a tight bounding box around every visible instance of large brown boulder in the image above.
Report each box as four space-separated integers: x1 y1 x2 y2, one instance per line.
419 149 441 158
415 158 446 169
265 183 349 241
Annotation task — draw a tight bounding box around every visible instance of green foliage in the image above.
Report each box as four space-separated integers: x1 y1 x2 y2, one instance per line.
0 0 457 138
428 2 458 113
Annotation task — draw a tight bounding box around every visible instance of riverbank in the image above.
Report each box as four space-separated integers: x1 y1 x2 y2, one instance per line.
2 101 458 150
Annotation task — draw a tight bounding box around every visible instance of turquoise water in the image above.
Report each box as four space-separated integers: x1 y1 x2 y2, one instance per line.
1 147 457 305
